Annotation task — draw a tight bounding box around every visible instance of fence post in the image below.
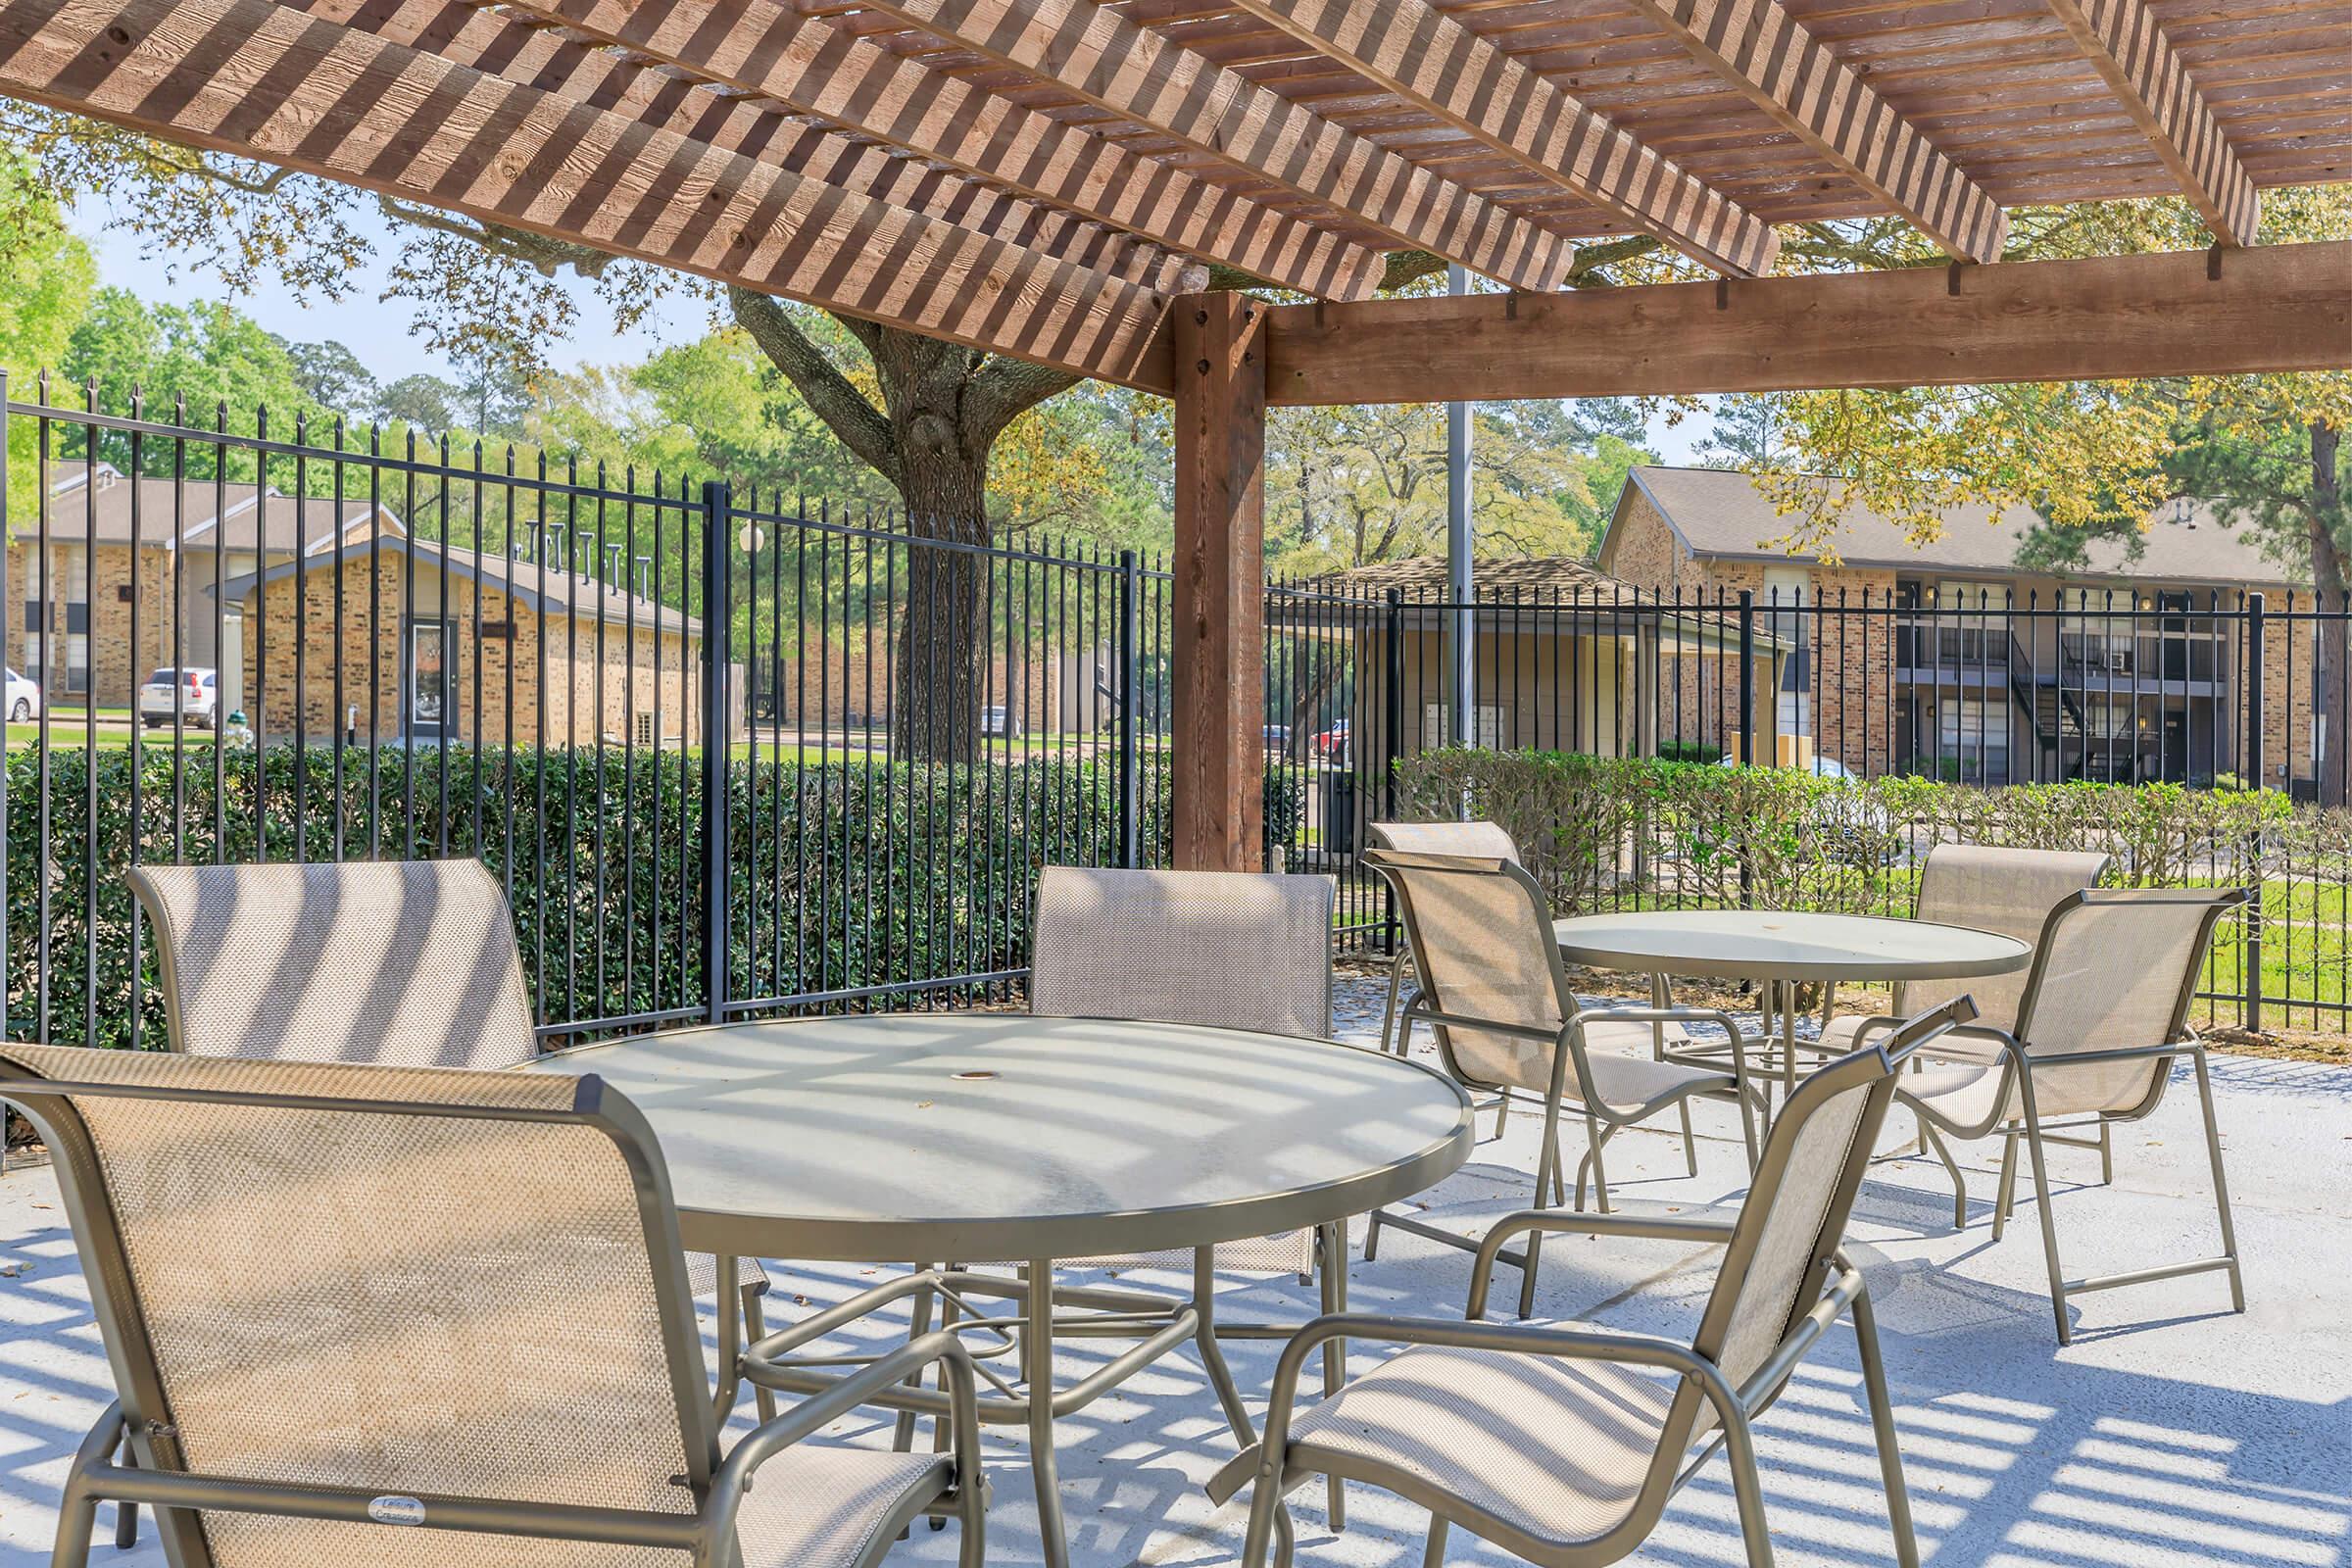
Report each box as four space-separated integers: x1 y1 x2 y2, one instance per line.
1116 549 1141 869
1737 589 1756 765
2244 591 2265 1033
1382 588 1405 954
701 479 732 1025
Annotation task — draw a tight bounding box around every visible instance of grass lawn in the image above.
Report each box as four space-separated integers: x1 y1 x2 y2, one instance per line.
6 723 219 750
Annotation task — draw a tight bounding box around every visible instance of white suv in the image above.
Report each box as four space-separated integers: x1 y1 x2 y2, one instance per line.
139 667 220 730
3 667 37 724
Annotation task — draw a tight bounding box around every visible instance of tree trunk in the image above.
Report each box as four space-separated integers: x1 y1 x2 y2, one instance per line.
891 437 990 764
2309 420 2350 807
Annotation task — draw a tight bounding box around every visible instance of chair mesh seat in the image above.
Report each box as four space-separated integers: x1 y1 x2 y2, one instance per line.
1066 1229 1317 1276
684 1250 772 1298
731 1446 953 1568
1285 1342 1678 1547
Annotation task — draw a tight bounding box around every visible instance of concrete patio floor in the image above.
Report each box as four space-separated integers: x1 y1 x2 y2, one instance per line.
0 980 2342 1566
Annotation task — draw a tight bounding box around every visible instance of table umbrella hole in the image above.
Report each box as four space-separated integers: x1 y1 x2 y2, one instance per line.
952 1070 1000 1081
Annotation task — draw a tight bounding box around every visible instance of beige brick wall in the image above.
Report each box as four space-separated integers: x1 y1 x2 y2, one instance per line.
241 552 699 748
8 541 172 710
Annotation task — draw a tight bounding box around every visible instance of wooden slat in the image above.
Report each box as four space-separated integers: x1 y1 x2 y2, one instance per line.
303 0 1199 289
1214 0 1775 277
1619 0 2006 264
0 0 1178 385
488 0 1388 300
2041 0 2260 245
1261 241 2352 405
1171 291 1266 873
851 0 1584 290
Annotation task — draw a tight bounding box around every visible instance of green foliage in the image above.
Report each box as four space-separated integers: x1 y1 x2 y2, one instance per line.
1394 750 2309 1009
5 745 1313 1049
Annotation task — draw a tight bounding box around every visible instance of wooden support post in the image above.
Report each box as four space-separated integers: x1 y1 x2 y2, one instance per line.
1171 293 1267 872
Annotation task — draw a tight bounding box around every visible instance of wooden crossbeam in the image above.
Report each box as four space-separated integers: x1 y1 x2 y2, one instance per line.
1622 0 2005 264
2042 0 2259 245
0 0 1178 385
1217 0 1776 277
307 0 1200 290
848 0 1583 291
488 0 1389 301
1260 241 2352 405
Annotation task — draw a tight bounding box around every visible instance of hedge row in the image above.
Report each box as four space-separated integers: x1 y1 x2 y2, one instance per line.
1392 747 2305 918
6 745 1309 1050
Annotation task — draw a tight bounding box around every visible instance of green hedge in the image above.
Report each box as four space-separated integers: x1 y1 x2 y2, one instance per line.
5 744 1236 1050
1393 748 2297 918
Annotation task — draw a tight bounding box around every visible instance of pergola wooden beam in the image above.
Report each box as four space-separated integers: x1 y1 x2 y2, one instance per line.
1260 241 2352 405
1620 0 2005 264
302 0 1200 290
1222 0 1776 277
2041 0 2259 245
848 0 1583 292
0 0 1175 384
487 0 1386 301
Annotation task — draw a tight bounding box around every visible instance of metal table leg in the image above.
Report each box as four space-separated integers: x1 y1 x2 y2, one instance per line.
1023 1258 1071 1568
1191 1249 1296 1562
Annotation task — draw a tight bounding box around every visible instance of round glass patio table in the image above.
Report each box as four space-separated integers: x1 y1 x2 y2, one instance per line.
527 1012 1472 1568
1552 908 2030 1112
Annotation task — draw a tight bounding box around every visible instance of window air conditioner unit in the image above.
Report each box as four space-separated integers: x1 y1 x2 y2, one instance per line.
2108 651 2132 673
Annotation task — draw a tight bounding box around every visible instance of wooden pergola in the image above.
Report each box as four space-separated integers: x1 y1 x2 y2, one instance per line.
3 0 2346 866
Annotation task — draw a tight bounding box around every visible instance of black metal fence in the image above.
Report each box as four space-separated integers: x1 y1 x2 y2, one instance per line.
1271 576 2352 1032
0 382 1174 1049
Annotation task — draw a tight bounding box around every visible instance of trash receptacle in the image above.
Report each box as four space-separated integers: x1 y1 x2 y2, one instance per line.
1320 767 1357 858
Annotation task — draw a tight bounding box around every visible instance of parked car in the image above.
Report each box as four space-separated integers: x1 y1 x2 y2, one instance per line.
1313 718 1350 761
138 667 220 729
1262 723 1291 753
981 704 1021 739
3 667 37 724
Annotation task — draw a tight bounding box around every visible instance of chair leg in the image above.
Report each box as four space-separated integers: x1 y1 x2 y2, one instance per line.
1581 1110 1613 1216
1380 954 1408 1055
1676 1099 1698 1178
1992 1128 2021 1243
2097 1121 2114 1186
1721 1412 1777 1568
2192 1048 2247 1314
2017 1097 2073 1346
1421 1516 1449 1568
1919 1120 1969 1229
1493 1089 1511 1140
111 1435 136 1549
1318 1223 1346 1530
1522 1099 1568 1318
1363 1208 1385 1262
1851 1280 1921 1568
1736 1086 1760 1175
741 1287 778 1424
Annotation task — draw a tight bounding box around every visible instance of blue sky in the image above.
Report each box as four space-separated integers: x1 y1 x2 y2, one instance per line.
73 199 1712 462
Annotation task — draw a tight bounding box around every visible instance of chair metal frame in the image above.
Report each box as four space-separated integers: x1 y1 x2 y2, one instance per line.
1358 850 1762 1316
1207 1002 1976 1568
0 1055 986 1568
1892 886 2249 1344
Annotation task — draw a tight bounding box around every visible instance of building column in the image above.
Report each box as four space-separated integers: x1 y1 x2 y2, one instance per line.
1170 293 1266 872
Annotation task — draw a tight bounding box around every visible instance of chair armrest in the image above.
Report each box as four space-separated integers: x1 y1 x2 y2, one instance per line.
1468 1209 1733 1319
1205 1313 1746 1508
709 1332 982 1529
1579 1005 1755 1092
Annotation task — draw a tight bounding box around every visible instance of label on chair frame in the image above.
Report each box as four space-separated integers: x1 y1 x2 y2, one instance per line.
368 1496 428 1526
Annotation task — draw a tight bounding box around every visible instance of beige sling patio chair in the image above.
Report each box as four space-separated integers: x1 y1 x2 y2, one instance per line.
1357 850 1760 1317
126 860 775 1387
1025 863 1352 1518
1896 886 2248 1344
0 1041 987 1568
1820 843 2110 1160
1206 999 1978 1568
1366 820 1523 1057
1369 820 1708 1178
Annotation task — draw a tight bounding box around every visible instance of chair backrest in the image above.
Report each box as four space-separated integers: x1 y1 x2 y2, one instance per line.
1359 850 1571 1088
1367 819 1522 864
1900 844 2112 1024
128 859 538 1068
2010 887 2246 1117
1028 865 1336 1038
0 1042 715 1568
1675 1000 1975 1446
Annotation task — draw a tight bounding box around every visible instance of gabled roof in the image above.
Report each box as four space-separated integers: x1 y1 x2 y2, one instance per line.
1299 555 1636 600
1284 553 1783 653
1612 466 2299 590
220 531 699 638
24 465 402 555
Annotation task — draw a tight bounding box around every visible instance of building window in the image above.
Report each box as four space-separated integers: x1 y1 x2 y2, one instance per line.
408 620 452 732
1937 696 2011 784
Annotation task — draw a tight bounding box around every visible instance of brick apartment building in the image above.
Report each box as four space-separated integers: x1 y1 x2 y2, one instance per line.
1598 466 2319 792
8 463 398 711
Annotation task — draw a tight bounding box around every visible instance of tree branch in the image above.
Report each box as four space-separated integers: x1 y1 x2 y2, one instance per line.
728 287 901 487
966 356 1081 448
